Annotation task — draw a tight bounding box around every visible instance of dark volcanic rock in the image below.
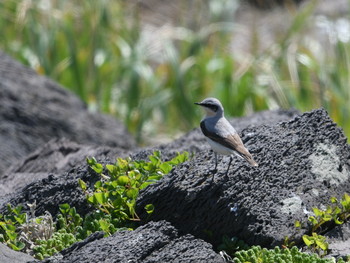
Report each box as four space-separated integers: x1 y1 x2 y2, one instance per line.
137 108 350 248
0 138 130 196
0 243 35 263
42 221 224 263
0 52 135 177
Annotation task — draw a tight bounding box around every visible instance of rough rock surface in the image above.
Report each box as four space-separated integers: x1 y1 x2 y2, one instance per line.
0 52 135 177
0 138 130 196
41 221 224 263
137 108 350 249
0 243 34 263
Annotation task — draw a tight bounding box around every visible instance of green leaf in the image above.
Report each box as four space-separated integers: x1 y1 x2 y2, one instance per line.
149 155 160 166
92 192 108 205
59 203 71 214
94 180 102 189
145 204 154 214
78 179 87 191
93 164 104 174
330 196 338 203
334 217 344 225
14 214 26 225
9 241 25 251
12 205 23 215
322 214 332 222
170 151 189 164
341 193 350 210
125 200 135 216
87 157 104 174
147 175 162 181
86 157 95 166
117 158 129 170
106 164 118 175
308 216 318 226
294 220 301 228
6 229 17 242
98 219 111 233
160 163 172 174
117 176 129 186
126 188 138 199
127 170 137 179
312 207 323 217
315 239 328 251
302 235 314 247
333 206 342 215
152 151 161 158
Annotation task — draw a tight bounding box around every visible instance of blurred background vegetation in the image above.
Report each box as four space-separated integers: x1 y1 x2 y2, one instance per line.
0 0 349 144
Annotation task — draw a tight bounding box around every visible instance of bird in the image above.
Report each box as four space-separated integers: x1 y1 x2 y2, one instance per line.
195 97 258 176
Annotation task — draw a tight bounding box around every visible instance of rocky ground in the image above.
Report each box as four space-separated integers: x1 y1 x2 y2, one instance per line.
0 48 349 261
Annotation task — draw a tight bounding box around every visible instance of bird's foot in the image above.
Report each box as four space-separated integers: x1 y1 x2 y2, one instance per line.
224 170 229 178
210 173 216 183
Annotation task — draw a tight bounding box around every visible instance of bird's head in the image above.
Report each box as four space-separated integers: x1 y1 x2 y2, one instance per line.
194 97 224 117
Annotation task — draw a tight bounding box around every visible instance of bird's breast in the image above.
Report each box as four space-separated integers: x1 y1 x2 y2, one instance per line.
206 138 234 155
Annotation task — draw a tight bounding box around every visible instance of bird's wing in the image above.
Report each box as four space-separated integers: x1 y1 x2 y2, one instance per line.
200 120 258 166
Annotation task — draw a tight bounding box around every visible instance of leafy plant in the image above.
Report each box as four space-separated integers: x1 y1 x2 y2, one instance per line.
82 151 189 223
33 151 188 258
33 229 78 260
302 233 328 256
0 204 26 251
232 245 341 263
0 203 60 259
298 193 350 256
309 194 350 232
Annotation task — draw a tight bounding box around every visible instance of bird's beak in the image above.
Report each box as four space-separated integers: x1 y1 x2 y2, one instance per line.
194 102 201 106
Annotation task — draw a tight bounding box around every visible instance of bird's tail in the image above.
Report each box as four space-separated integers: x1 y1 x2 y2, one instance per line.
243 154 258 167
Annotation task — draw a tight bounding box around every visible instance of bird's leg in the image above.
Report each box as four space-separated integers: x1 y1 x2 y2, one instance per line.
211 152 218 182
225 156 233 176
213 152 218 172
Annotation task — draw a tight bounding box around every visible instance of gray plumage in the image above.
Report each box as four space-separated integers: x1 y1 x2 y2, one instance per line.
195 97 258 175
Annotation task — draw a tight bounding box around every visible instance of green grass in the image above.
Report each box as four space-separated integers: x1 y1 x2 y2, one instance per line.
0 0 349 143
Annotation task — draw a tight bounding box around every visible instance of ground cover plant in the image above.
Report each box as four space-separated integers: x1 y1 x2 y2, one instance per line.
0 0 349 143
231 245 348 263
296 193 350 256
0 151 189 259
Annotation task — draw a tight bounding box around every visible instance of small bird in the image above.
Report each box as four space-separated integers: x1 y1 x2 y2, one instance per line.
195 97 258 176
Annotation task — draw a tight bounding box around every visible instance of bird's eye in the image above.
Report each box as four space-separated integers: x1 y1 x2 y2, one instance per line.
202 103 218 112
210 105 218 112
